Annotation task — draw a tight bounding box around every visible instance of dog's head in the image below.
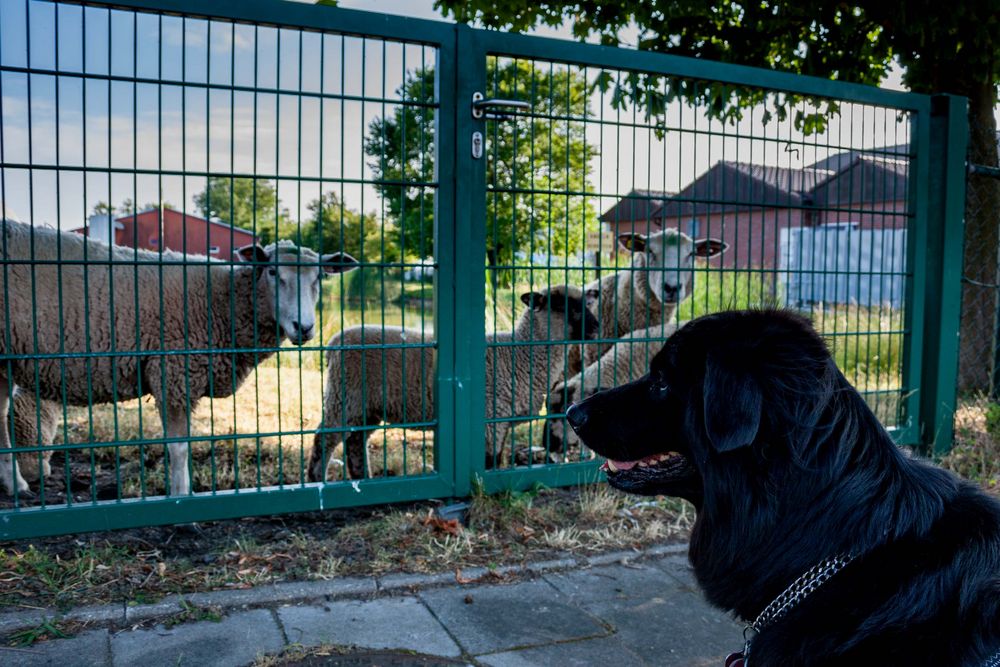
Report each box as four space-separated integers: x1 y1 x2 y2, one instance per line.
566 309 838 506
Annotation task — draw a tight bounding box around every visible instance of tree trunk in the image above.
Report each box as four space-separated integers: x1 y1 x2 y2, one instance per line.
957 80 1000 393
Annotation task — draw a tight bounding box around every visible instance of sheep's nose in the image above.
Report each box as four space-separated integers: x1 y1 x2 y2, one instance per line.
566 403 588 431
662 284 680 301
288 321 314 341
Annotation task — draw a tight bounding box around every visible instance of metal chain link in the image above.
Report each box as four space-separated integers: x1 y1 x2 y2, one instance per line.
750 553 855 633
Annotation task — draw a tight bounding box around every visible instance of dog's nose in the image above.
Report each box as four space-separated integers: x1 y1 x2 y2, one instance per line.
566 403 588 430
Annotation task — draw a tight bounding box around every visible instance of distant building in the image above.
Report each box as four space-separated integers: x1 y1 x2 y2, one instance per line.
599 146 910 270
74 208 256 259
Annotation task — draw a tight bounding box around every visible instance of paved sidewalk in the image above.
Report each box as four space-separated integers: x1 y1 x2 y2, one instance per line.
0 545 742 667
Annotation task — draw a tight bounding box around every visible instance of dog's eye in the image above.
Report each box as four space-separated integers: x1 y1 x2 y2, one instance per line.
650 375 670 395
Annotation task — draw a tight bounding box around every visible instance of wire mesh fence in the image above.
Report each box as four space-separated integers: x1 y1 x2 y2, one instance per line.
0 1 965 538
0 0 445 519
478 50 919 478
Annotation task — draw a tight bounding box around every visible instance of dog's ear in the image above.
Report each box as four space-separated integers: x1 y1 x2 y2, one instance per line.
703 354 761 452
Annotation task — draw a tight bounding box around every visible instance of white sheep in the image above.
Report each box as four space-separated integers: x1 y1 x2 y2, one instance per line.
308 285 599 481
577 229 727 370
0 219 358 496
10 387 59 482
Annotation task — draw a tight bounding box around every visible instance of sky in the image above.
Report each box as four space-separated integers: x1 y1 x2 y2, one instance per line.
0 0 939 231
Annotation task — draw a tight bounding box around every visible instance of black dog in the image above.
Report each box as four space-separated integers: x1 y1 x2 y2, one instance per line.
567 309 1000 666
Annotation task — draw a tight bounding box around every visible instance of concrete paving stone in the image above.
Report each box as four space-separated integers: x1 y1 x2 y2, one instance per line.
7 628 110 667
583 589 742 667
0 609 57 636
124 596 184 623
182 577 376 610
652 554 699 589
419 579 608 656
110 608 284 667
377 571 458 592
522 557 580 574
479 635 646 667
65 603 126 626
543 561 687 605
585 550 636 567
277 597 461 658
641 543 689 559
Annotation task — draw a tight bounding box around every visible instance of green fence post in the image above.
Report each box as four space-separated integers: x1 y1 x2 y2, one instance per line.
450 25 487 496
920 94 969 456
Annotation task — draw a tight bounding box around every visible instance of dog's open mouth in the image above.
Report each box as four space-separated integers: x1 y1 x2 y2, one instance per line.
600 450 688 474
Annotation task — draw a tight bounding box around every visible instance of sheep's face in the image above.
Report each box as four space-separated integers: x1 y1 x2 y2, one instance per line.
618 230 727 305
519 286 600 343
238 243 359 345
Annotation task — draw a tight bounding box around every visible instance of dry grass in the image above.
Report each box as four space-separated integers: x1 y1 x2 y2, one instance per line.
942 395 1000 492
0 483 692 611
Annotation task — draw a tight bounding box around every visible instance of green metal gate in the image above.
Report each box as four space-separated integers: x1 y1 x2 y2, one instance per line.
0 0 967 540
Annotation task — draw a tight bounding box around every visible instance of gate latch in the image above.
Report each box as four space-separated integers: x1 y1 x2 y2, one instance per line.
472 91 531 119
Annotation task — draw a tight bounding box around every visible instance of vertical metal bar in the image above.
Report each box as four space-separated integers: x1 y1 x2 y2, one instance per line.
449 24 485 495
920 94 968 456
900 97 933 448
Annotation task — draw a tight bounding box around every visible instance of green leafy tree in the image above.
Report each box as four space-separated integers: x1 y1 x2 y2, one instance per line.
193 177 290 244
365 62 599 287
437 0 1000 390
303 191 396 262
364 67 437 262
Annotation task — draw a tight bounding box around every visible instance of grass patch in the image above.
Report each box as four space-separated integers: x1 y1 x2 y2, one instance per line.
5 619 71 646
163 600 223 628
0 483 691 610
943 395 1000 492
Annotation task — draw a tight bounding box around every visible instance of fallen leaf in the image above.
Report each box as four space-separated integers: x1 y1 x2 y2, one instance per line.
422 514 462 536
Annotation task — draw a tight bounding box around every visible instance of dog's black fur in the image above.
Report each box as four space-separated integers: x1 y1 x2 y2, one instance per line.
568 309 1000 666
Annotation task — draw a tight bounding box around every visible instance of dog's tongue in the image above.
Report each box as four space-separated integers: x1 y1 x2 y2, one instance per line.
609 459 638 470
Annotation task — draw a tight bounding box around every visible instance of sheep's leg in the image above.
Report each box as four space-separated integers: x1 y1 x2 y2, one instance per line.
162 406 191 496
0 377 29 495
308 429 343 483
345 430 371 480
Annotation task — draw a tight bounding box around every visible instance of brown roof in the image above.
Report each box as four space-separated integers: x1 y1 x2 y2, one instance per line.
599 189 672 223
811 155 910 206
653 162 834 218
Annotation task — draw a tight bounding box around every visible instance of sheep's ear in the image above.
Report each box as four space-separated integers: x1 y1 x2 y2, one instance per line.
321 252 359 275
702 353 760 452
693 238 728 258
520 291 547 311
236 244 269 264
584 287 600 308
617 233 646 253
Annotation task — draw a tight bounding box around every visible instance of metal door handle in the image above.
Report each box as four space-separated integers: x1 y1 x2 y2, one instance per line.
471 91 531 119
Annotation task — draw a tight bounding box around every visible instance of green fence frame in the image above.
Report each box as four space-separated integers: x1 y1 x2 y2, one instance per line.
0 0 967 540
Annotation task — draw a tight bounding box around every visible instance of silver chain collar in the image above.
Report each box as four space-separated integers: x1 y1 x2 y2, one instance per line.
749 552 855 634
733 553 1000 667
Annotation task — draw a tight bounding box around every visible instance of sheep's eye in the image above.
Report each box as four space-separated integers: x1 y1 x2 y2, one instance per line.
267 267 277 277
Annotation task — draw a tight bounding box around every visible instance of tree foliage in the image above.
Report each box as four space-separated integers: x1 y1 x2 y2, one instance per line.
193 177 289 239
364 60 599 285
436 0 999 137
304 191 397 263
